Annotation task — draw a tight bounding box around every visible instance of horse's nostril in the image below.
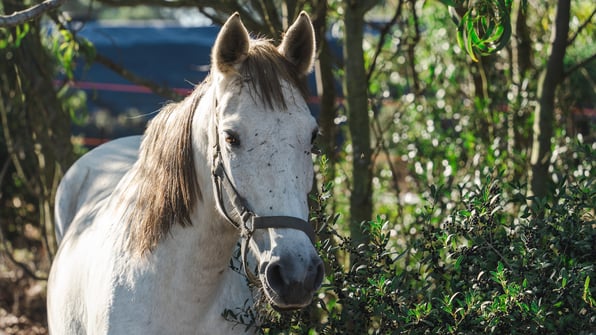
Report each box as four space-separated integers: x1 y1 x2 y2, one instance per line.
265 258 324 291
313 260 324 290
266 263 285 291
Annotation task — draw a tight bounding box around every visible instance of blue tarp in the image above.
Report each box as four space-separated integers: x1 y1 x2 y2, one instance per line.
71 23 219 142
71 22 330 144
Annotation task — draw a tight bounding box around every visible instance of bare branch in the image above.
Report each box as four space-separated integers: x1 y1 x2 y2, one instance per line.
256 0 282 39
0 225 48 281
366 0 404 82
407 0 422 95
567 7 596 47
0 89 36 195
563 52 596 79
199 8 225 25
0 159 10 195
96 0 200 7
93 53 184 101
97 0 263 33
0 0 66 28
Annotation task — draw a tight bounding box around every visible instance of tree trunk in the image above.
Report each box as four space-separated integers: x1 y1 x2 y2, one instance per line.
528 0 570 200
507 0 533 179
311 0 339 190
343 1 376 246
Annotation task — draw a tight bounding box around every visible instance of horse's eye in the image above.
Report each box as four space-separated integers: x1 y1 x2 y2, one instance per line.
224 132 240 146
310 129 320 155
311 129 318 144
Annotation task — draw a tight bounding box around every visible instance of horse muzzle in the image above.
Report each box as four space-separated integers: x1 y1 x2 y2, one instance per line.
260 251 324 310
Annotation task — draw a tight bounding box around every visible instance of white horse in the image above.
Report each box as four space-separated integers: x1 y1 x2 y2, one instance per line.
48 12 323 334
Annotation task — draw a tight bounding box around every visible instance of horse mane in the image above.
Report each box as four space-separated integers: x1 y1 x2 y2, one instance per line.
124 83 204 256
125 39 308 256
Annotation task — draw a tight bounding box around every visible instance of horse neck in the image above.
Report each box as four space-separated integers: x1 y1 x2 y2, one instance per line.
108 89 240 295
150 201 239 288
102 189 242 328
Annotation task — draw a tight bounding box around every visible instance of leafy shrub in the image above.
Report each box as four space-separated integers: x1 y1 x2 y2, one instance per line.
243 141 596 334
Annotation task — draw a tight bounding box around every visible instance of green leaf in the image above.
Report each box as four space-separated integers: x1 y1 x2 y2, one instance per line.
454 255 464 271
14 22 30 47
583 276 594 306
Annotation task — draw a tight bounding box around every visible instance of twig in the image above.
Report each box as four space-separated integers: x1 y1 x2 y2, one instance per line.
563 52 596 79
485 240 514 270
199 8 224 25
407 0 422 95
0 159 9 190
0 225 48 281
370 103 404 219
38 192 55 263
366 0 404 83
567 7 596 47
0 84 35 195
0 0 66 28
96 0 199 7
257 0 282 39
94 53 184 101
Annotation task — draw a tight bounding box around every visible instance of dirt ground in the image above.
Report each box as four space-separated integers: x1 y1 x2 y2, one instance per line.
0 252 49 335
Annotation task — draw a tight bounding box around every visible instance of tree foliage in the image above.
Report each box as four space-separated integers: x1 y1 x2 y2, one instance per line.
252 147 595 334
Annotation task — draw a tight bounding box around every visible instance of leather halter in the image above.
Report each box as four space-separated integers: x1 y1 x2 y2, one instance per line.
211 111 316 283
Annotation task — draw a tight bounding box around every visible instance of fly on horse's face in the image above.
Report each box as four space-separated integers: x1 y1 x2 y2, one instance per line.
208 13 324 310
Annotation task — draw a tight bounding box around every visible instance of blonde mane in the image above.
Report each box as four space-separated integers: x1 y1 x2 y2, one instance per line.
241 39 309 109
125 84 205 256
125 39 309 255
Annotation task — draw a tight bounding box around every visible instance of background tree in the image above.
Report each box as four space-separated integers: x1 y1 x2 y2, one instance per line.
1 0 74 265
1 0 76 329
341 0 377 247
528 0 570 200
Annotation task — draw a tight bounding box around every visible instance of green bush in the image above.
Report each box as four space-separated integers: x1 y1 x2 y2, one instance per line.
235 141 595 335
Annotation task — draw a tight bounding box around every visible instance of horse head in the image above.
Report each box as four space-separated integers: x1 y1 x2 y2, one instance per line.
207 12 324 310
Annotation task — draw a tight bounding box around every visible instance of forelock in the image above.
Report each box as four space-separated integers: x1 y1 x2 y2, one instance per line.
238 39 309 110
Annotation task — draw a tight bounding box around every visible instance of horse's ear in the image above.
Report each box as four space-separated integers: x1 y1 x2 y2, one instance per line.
212 13 250 73
278 11 316 76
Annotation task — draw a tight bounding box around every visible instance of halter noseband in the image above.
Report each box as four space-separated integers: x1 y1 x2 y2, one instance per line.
211 126 316 284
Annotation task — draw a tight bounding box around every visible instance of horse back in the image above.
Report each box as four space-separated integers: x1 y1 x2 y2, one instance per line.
54 136 141 244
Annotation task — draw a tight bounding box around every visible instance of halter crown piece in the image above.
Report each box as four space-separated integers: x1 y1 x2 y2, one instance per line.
211 112 316 283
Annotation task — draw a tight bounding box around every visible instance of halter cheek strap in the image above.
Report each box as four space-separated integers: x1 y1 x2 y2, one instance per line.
211 150 316 283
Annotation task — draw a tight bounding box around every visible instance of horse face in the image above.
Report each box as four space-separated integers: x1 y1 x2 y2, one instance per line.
216 86 323 309
209 13 324 310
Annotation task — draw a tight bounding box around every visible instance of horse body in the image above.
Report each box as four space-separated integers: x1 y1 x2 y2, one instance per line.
50 135 248 334
48 12 322 334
